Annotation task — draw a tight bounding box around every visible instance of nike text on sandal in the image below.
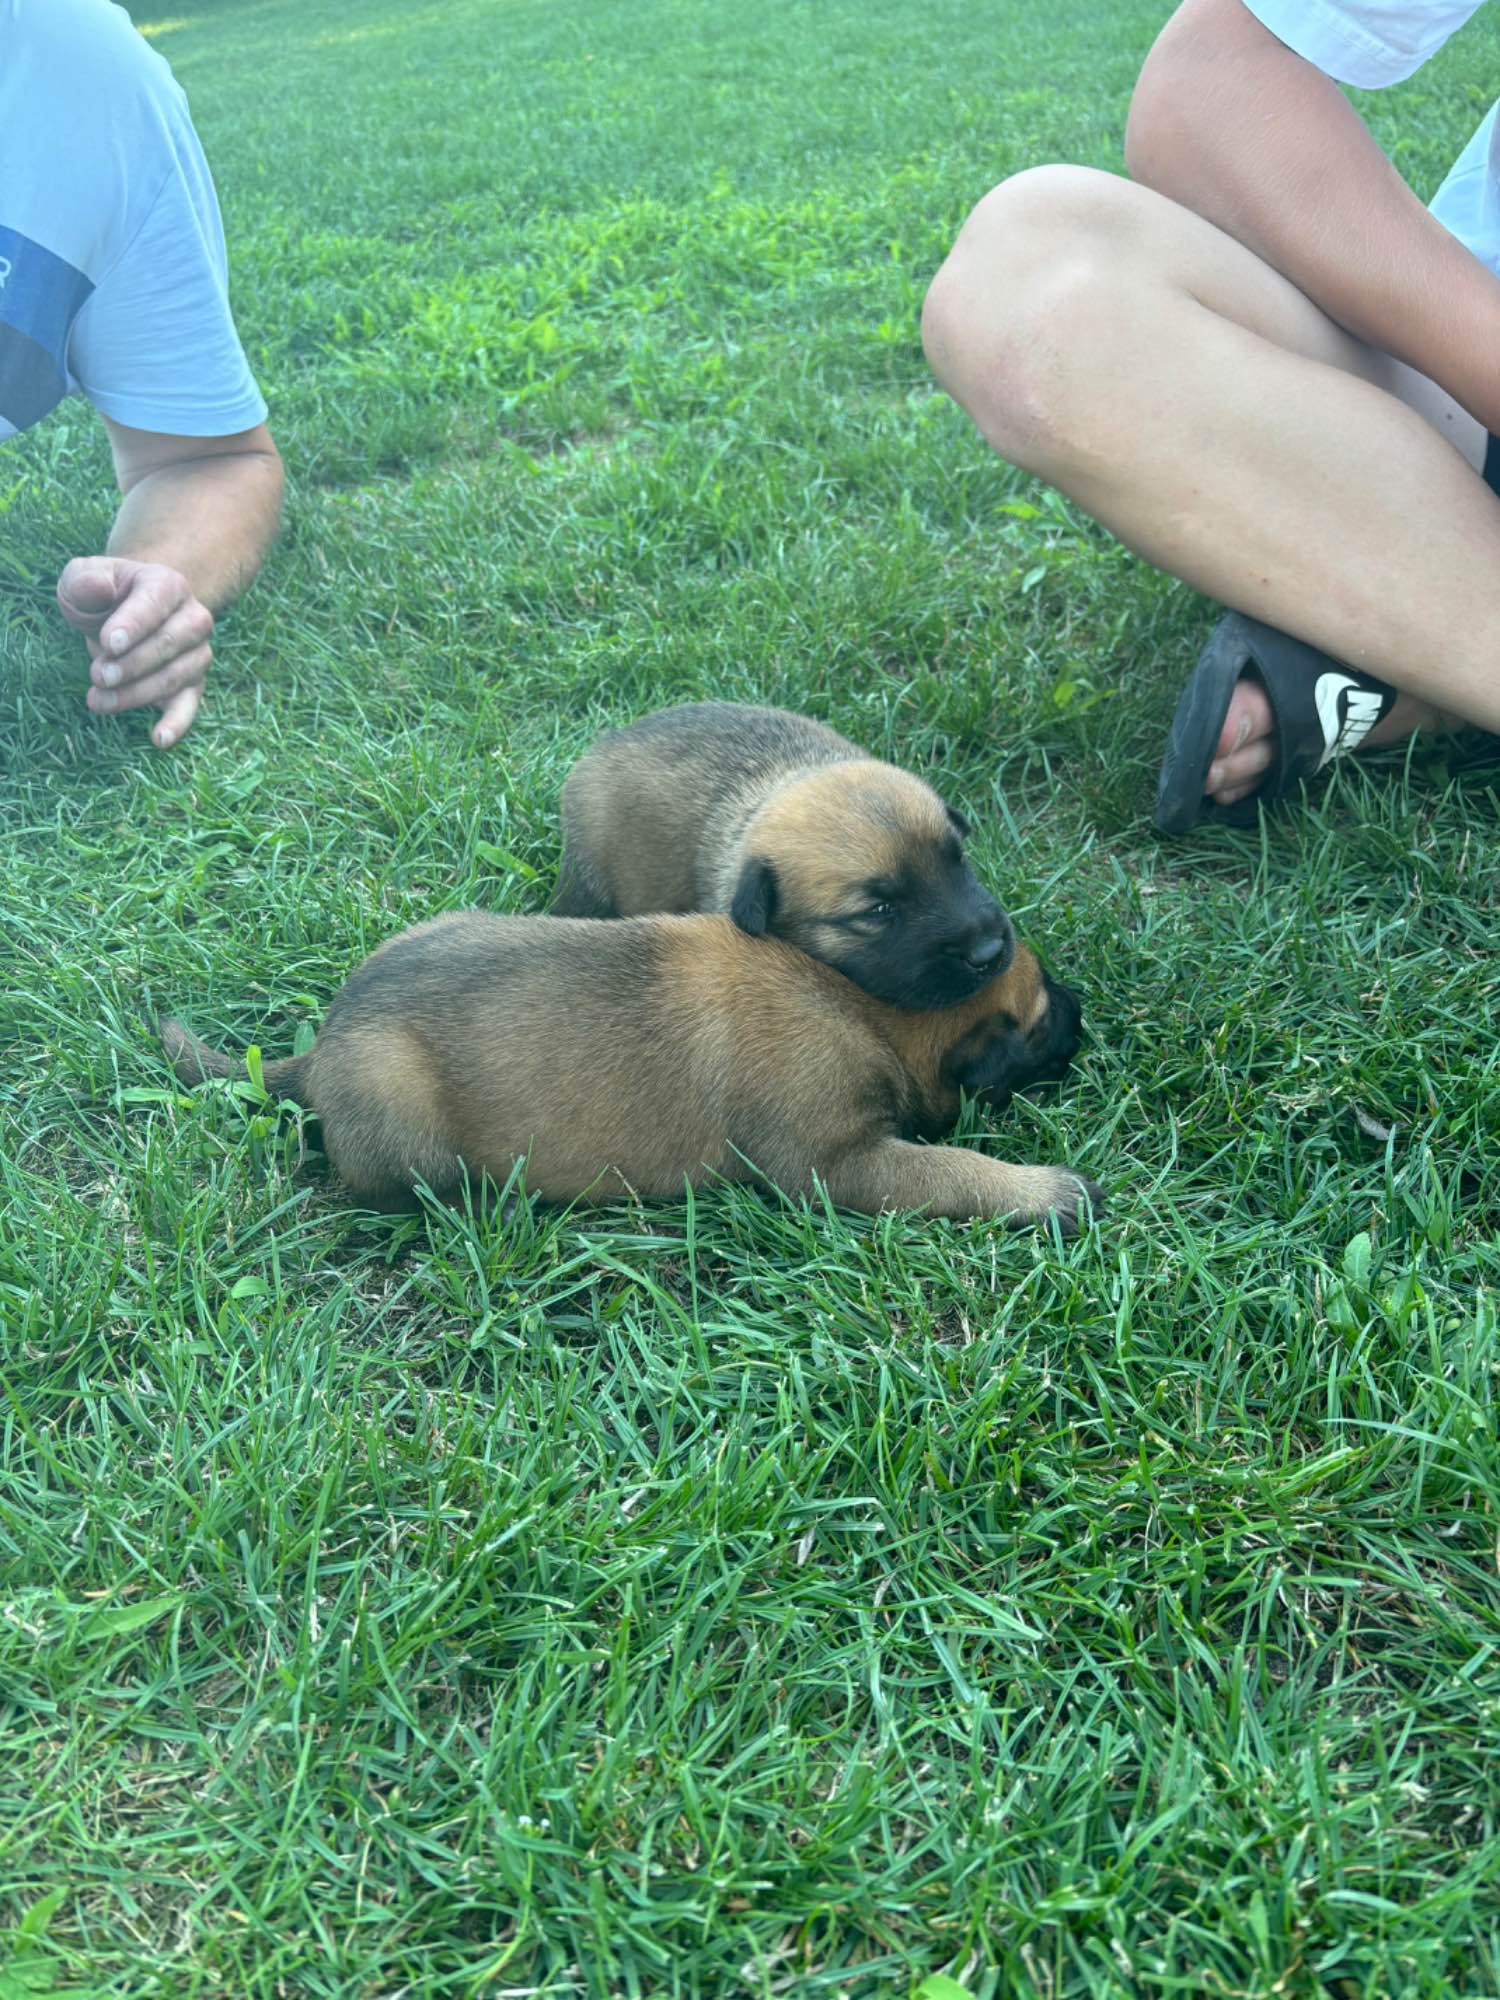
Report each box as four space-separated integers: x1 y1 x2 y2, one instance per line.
1153 611 1398 834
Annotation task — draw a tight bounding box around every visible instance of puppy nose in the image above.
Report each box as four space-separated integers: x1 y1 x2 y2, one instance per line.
964 930 1010 973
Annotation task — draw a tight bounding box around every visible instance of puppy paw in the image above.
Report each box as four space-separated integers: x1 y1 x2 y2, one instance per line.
1041 1168 1103 1237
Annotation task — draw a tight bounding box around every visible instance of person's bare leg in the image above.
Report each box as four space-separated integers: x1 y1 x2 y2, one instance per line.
921 166 1493 807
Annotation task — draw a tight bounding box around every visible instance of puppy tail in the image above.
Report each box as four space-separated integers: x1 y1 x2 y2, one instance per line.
159 1016 310 1101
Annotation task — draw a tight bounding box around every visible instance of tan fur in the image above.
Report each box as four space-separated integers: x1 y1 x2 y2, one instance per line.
161 912 1097 1230
553 702 1013 1012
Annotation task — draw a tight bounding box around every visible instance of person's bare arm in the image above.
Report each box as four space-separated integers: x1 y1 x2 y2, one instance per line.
57 417 283 748
1125 0 1500 430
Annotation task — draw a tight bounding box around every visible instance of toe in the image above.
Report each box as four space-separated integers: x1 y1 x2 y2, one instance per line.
1214 677 1274 761
1211 778 1264 807
1207 734 1275 797
1206 677 1276 802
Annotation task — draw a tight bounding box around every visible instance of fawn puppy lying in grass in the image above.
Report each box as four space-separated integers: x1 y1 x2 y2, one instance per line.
162 910 1098 1230
554 701 1014 1010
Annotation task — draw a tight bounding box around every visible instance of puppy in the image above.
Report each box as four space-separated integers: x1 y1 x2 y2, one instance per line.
161 912 1098 1230
553 701 1012 1010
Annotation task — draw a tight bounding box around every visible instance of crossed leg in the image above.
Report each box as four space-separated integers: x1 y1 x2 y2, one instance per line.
921 166 1500 806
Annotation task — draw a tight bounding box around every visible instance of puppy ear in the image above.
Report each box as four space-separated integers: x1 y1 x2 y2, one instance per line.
942 1017 1023 1098
730 857 777 936
944 804 972 841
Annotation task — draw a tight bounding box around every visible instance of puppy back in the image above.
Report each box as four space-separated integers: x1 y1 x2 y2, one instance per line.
559 702 865 917
589 701 860 772
326 911 770 1197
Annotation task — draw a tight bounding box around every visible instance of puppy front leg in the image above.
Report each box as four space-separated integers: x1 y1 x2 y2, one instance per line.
817 1140 1099 1234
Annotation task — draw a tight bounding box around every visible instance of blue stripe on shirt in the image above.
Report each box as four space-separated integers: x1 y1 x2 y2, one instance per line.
0 222 94 372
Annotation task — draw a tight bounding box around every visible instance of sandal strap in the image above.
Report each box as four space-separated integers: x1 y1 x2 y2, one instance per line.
1155 613 1398 834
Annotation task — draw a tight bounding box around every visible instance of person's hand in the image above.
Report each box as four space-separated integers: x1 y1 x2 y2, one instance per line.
56 554 214 749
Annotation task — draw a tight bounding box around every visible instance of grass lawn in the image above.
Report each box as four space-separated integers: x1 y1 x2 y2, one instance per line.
3 0 1499 1992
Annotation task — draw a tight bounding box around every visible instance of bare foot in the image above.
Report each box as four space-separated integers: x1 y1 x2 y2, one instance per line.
1205 678 1453 808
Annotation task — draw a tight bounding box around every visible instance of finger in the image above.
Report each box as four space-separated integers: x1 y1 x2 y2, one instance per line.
57 555 129 632
87 642 211 719
91 598 213 691
151 680 203 750
88 567 192 664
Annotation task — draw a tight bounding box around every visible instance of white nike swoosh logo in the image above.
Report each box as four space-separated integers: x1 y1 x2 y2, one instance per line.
1313 672 1385 771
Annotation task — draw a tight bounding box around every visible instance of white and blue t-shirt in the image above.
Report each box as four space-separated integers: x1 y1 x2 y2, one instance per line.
1243 1 1500 271
0 0 266 444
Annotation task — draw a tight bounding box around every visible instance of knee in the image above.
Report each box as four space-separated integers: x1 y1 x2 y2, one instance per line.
921 165 1141 466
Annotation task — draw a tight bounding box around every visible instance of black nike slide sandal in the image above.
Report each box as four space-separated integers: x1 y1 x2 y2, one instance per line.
1154 612 1398 834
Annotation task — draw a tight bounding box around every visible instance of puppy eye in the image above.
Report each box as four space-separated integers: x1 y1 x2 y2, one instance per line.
862 902 897 924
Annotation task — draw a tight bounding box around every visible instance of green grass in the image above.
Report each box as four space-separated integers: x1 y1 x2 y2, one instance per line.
2 0 1499 1993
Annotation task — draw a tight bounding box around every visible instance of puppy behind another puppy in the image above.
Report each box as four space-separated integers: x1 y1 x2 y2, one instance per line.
161 910 1098 1230
554 701 1013 1010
